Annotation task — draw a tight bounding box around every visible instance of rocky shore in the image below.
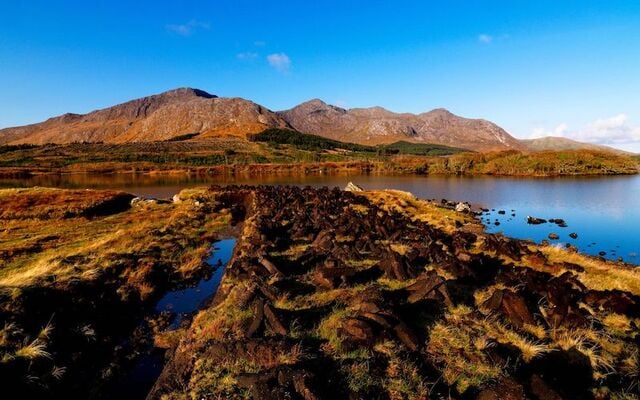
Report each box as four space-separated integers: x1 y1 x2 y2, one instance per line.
0 185 638 399
150 186 639 399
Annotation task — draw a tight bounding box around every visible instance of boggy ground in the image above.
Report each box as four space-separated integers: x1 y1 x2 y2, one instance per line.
0 187 233 398
150 186 640 400
1 185 639 400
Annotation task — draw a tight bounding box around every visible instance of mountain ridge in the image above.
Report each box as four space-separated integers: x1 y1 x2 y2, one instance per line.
0 88 623 153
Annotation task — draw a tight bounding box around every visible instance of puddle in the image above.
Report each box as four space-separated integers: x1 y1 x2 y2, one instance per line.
156 238 236 329
108 238 236 399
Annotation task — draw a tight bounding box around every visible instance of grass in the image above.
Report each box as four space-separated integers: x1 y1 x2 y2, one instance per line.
0 187 230 288
362 189 475 235
0 186 234 393
423 149 639 176
2 186 639 398
3 131 634 177
540 245 640 295
15 338 51 360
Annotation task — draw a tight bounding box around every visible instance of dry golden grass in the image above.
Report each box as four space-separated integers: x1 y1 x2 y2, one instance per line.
542 246 640 295
361 190 474 235
15 339 51 360
0 187 230 288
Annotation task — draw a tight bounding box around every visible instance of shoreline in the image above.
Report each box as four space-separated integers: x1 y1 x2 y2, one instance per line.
1 160 639 179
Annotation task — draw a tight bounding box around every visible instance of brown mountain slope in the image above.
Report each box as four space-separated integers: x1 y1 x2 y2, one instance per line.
0 88 523 151
277 99 524 151
0 88 290 145
522 136 631 155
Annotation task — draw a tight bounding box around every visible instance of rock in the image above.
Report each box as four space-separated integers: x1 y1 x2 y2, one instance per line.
498 210 506 214
344 182 364 192
477 377 527 400
548 233 559 240
455 202 471 213
569 232 578 239
292 372 320 400
264 304 287 335
312 267 356 289
484 289 535 328
530 375 563 400
258 255 283 276
527 216 547 225
246 300 265 338
584 290 640 316
340 318 374 344
393 320 420 351
172 194 182 204
405 272 453 307
598 251 607 256
360 312 393 328
379 254 412 280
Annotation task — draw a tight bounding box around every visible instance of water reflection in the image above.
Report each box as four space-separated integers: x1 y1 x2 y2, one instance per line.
3 173 639 263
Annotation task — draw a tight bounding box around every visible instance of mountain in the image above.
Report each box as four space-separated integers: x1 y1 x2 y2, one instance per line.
277 99 524 151
522 136 631 154
1 88 520 151
0 88 290 145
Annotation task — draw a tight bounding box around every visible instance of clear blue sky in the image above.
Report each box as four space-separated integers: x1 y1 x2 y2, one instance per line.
2 1 640 150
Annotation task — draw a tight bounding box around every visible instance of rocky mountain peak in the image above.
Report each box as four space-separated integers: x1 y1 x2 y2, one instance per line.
159 87 217 99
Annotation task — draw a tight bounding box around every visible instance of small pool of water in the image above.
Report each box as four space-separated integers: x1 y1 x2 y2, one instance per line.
156 238 236 329
109 238 236 400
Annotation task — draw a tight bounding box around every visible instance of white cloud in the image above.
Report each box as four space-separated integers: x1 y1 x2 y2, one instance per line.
530 123 569 138
580 114 640 144
530 114 640 145
267 53 291 73
478 34 493 44
237 52 259 60
166 20 210 36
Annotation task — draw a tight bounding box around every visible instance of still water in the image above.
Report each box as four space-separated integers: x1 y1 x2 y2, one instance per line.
109 238 236 399
3 173 639 263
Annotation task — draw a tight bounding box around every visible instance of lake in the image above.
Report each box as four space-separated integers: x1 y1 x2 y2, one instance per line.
3 173 639 263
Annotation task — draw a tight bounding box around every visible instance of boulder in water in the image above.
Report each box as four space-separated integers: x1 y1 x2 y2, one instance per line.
527 216 547 225
455 202 471 213
344 182 364 192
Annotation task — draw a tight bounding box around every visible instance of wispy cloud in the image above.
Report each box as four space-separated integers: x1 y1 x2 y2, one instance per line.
531 123 569 138
267 53 291 73
253 40 266 47
530 114 640 145
580 114 640 144
478 34 493 44
237 52 259 60
166 20 210 36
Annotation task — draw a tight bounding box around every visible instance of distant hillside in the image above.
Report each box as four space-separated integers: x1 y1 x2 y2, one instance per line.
522 136 630 154
277 99 524 151
0 88 290 145
0 88 521 152
248 128 468 155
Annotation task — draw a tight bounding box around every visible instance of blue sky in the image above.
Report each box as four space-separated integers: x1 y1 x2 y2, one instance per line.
1 1 640 150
